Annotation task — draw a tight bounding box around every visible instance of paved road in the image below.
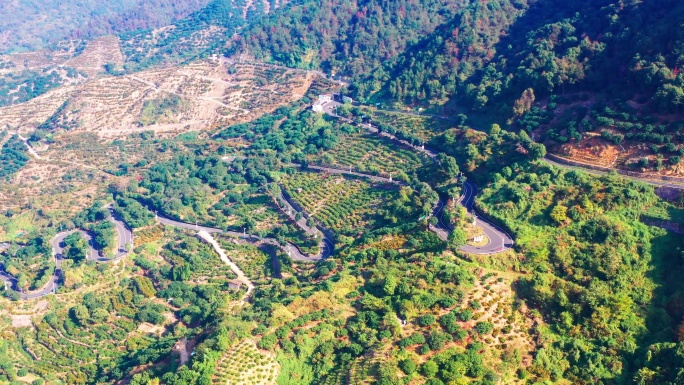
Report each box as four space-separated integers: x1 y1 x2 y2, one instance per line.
155 212 330 261
457 181 514 254
270 188 334 260
2 208 134 300
108 206 134 260
1 230 80 300
543 156 684 190
319 105 514 254
156 214 223 234
53 230 99 263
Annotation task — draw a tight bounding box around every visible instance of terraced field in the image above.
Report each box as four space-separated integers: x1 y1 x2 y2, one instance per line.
215 239 276 281
212 339 279 385
311 132 427 179
213 193 320 255
281 172 398 233
0 58 314 138
372 110 451 142
161 236 238 284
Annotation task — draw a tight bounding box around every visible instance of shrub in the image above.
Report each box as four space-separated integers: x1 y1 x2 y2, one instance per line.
257 334 277 350
427 331 453 350
475 322 494 335
417 314 436 327
421 360 439 378
458 309 473 321
399 359 416 375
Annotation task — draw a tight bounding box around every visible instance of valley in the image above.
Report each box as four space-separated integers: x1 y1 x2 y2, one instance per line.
2 1 684 385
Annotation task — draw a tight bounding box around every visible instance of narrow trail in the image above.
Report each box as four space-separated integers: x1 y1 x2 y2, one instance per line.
177 337 190 365
154 212 330 261
16 133 42 159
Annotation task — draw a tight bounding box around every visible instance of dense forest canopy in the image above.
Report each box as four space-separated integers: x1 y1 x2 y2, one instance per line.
235 0 684 118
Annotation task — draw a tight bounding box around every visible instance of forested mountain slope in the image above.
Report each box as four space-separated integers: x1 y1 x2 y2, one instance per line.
235 0 684 178
0 0 213 53
379 0 684 112
232 0 465 75
236 0 684 112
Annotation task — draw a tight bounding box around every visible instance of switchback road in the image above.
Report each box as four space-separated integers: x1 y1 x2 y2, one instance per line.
430 181 515 254
319 104 514 254
2 207 133 300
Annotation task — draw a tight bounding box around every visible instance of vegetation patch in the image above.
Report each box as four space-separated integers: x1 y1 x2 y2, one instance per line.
281 172 400 234
0 135 29 181
212 339 279 385
138 94 189 126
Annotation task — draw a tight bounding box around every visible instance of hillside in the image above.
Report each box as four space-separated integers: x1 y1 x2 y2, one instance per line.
235 0 684 178
0 0 213 53
1 2 684 385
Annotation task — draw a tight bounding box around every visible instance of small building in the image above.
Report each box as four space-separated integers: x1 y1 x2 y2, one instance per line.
473 234 484 243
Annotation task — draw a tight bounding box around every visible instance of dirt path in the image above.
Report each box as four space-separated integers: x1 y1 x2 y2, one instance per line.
197 230 254 303
175 337 190 365
16 134 42 159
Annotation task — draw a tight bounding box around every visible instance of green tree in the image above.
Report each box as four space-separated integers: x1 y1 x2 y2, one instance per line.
70 304 89 326
437 153 460 179
383 274 397 296
399 359 416 375
550 205 568 224
417 314 436 327
528 143 547 160
448 229 467 250
422 360 439 378
475 321 494 335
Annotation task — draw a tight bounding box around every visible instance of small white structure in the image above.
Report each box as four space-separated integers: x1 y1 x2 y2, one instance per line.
342 96 353 104
473 235 484 243
313 94 332 113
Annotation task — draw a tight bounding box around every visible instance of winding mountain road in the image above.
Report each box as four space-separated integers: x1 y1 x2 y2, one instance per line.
319 103 515 254
430 181 515 254
543 156 684 190
155 212 331 261
1 208 134 300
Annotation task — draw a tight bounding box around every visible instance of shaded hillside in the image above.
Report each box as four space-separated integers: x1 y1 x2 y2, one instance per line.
235 0 684 117
377 0 684 114
232 0 465 76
